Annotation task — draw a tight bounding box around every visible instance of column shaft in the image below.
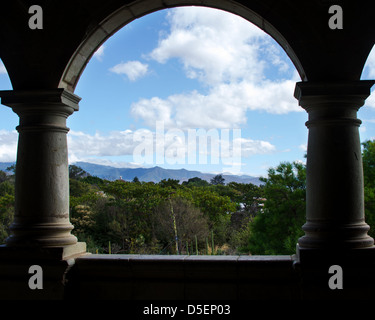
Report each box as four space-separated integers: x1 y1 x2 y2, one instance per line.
294 81 375 253
0 89 80 247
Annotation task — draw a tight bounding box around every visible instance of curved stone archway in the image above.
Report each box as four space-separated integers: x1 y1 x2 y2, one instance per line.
59 0 306 92
2 1 375 300
56 0 375 260
0 0 373 255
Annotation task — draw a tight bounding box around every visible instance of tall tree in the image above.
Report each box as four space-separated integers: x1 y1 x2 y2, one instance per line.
246 161 306 255
362 140 375 238
182 177 209 187
69 165 89 180
210 174 225 185
227 182 264 218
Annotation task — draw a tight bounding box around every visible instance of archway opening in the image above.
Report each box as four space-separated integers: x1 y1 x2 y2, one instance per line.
65 6 308 256
0 58 17 246
71 7 305 176
357 44 375 241
0 59 16 163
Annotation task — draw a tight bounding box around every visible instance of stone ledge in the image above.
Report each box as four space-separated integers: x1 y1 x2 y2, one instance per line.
75 254 293 262
0 242 88 261
65 254 298 300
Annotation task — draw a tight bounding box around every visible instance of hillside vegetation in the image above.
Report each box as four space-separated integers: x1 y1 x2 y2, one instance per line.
1 140 375 255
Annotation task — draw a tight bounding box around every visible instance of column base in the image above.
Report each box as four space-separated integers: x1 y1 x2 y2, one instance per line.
294 244 375 299
0 241 88 261
298 220 374 250
5 222 79 248
295 243 375 265
0 242 88 300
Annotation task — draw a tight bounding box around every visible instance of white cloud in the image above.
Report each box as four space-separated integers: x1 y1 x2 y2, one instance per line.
68 129 139 158
263 43 291 73
149 7 266 86
299 144 307 152
131 79 300 129
131 7 300 130
238 138 276 157
0 62 7 75
0 127 275 175
109 60 148 81
67 127 276 167
363 45 375 79
93 45 105 61
361 46 375 111
131 97 175 128
362 46 375 110
0 130 18 162
365 89 375 109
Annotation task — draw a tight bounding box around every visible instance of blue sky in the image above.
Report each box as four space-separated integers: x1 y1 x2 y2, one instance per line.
1 7 375 178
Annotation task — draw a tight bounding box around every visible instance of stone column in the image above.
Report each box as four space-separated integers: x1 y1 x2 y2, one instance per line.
0 89 81 248
294 81 375 260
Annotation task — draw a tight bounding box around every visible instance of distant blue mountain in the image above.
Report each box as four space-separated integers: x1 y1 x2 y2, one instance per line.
74 162 263 185
0 162 15 172
0 161 263 185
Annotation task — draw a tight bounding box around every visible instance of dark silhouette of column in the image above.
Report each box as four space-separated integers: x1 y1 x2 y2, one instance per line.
294 81 375 260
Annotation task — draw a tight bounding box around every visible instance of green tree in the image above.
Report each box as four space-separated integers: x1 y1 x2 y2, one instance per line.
0 180 15 197
153 197 210 254
0 193 14 244
0 170 15 244
66 169 272 255
158 178 180 189
362 140 375 186
5 164 16 175
362 140 375 238
246 161 306 255
98 180 169 253
0 170 7 183
223 182 264 253
187 186 236 245
81 175 105 186
69 178 91 197
210 174 225 185
182 177 209 187
69 165 89 180
226 182 264 217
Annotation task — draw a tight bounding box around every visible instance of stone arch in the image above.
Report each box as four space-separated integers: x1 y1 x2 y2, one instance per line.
59 0 306 92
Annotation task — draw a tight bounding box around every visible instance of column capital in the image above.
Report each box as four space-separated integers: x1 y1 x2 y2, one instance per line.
294 80 375 102
294 81 375 127
0 88 81 111
0 89 81 133
294 80 375 116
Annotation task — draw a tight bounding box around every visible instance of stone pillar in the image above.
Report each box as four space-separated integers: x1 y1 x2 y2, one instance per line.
294 81 375 261
0 89 82 248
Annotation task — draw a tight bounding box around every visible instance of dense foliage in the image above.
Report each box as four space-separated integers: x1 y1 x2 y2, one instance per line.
245 161 306 254
362 140 375 239
67 174 256 254
0 141 373 255
0 166 14 244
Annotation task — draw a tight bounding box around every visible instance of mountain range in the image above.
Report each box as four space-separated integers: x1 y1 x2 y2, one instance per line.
74 162 263 185
0 161 263 185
